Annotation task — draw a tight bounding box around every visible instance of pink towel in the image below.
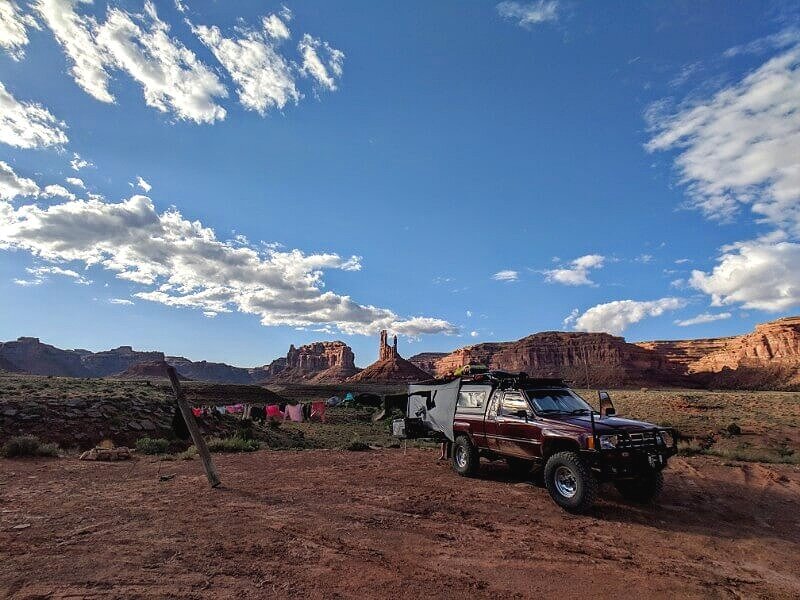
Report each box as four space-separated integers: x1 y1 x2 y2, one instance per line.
284 403 304 422
310 401 326 422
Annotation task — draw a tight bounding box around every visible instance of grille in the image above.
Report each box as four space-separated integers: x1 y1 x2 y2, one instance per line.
617 431 659 449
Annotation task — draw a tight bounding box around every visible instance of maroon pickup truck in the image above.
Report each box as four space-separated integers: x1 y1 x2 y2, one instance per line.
394 370 677 513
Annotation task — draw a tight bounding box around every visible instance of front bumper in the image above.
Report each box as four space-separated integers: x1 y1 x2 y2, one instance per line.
583 428 678 480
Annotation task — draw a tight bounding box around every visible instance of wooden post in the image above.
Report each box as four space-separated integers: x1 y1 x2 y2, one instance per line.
166 365 221 488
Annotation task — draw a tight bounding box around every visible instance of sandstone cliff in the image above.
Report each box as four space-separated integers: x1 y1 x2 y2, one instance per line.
167 356 254 384
348 331 432 383
81 346 165 377
408 352 448 374
422 332 685 388
639 317 800 389
0 337 87 377
261 341 359 383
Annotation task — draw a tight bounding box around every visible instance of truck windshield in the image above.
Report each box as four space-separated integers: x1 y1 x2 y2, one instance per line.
525 389 593 415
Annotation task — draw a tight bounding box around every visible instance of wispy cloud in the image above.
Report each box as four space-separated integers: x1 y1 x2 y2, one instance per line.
492 269 519 282
0 82 68 149
496 1 559 28
136 176 152 193
544 254 605 286
0 0 39 61
675 312 731 327
0 161 39 200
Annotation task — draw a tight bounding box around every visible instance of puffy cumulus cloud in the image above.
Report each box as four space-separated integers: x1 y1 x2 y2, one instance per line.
496 1 559 28
0 82 68 149
33 0 114 103
0 0 39 60
96 1 227 123
36 0 227 123
14 265 91 286
690 238 800 312
570 298 687 336
192 13 300 115
136 176 151 192
544 254 604 286
646 43 800 234
0 195 456 336
42 184 76 200
675 312 732 327
491 269 519 282
298 33 344 91
0 161 39 200
65 176 85 188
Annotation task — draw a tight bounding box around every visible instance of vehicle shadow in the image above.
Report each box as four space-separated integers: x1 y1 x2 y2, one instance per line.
468 459 800 545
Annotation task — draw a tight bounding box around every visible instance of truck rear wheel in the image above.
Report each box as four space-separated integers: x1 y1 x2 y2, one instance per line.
544 451 597 513
615 471 664 504
452 435 479 477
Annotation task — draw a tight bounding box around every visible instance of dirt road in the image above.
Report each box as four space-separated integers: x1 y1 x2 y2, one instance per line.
2 449 799 599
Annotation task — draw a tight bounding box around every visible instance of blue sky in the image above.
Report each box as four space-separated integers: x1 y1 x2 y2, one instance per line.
1 0 800 367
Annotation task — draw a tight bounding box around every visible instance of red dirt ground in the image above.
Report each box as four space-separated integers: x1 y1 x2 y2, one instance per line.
2 449 799 599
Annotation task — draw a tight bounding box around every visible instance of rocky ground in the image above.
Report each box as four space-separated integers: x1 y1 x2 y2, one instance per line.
1 449 799 599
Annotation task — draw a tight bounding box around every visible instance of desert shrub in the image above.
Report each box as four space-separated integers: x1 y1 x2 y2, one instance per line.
135 437 170 455
1 436 59 458
345 440 370 451
677 438 705 456
207 436 260 453
726 422 742 436
706 447 800 464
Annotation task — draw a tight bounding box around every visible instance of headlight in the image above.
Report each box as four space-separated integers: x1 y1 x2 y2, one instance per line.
658 430 674 446
599 434 618 450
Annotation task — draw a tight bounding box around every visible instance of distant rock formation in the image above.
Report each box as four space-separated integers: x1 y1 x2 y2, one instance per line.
0 337 87 377
263 341 359 383
408 352 449 375
420 331 685 388
115 360 186 380
167 356 254 384
640 316 800 390
348 330 431 383
81 346 165 377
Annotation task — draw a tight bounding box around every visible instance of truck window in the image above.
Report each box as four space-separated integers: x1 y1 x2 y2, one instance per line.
499 392 529 417
458 390 486 409
487 391 501 419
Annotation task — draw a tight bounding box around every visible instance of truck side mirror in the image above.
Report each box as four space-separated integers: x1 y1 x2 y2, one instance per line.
514 409 529 421
598 390 616 417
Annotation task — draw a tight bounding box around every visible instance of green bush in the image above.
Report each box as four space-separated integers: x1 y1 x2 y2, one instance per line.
726 422 742 436
206 436 260 453
1 436 59 458
135 437 170 455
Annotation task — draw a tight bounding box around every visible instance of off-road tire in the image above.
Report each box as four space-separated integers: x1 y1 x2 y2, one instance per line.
615 471 664 504
451 435 479 477
544 451 597 513
506 457 533 479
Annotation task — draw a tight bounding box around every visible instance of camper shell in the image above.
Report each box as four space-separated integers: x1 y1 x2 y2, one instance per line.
394 369 677 513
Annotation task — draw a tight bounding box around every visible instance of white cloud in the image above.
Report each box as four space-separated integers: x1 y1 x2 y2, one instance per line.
65 176 85 188
635 253 653 263
70 153 93 171
0 81 69 149
298 33 344 91
33 0 114 103
0 0 39 60
562 308 579 328
136 176 151 192
36 0 227 123
96 1 227 123
544 254 604 286
675 258 691 264
470 330 479 337
496 1 559 28
192 15 300 115
466 310 472 317
109 297 134 305
0 161 39 200
570 297 687 336
174 0 186 14
492 269 519 282
723 28 800 58
690 238 800 312
42 184 76 200
675 312 731 327
647 43 800 234
15 265 91 286
0 195 456 337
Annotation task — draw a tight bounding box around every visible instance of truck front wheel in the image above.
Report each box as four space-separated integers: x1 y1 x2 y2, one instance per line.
544 451 597 513
452 435 479 477
614 471 664 504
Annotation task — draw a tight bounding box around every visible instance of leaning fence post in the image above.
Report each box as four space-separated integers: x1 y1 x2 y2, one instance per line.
166 365 221 488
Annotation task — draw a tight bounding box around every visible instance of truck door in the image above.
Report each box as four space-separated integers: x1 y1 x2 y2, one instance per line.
482 390 502 452
496 392 542 459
